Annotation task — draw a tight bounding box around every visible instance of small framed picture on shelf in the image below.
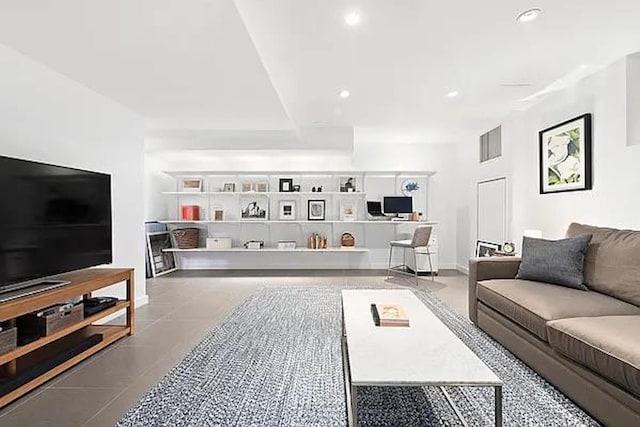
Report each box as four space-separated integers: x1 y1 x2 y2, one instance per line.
213 209 224 221
339 200 357 221
279 200 297 220
241 200 268 220
223 183 235 192
241 182 253 193
255 182 269 192
475 240 501 257
308 199 326 221
279 178 294 192
339 176 357 192
180 178 203 193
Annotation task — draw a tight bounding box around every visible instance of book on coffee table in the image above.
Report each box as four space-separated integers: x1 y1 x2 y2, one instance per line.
370 303 410 327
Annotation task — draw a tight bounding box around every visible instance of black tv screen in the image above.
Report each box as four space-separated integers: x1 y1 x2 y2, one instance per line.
0 155 112 290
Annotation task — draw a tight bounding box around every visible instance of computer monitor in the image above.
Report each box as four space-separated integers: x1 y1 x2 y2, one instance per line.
383 196 413 215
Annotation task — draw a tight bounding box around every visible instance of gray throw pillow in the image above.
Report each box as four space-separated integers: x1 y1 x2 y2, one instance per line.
516 234 593 290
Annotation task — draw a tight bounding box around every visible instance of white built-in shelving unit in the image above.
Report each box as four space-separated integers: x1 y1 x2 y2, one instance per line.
157 170 439 271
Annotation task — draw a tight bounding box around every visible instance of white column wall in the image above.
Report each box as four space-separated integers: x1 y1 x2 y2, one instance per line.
0 43 147 305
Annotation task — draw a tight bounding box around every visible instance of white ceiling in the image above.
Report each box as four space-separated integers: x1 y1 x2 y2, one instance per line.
0 1 640 147
0 0 291 130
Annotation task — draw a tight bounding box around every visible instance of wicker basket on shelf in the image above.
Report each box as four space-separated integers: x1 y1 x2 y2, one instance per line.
172 228 200 249
341 232 355 247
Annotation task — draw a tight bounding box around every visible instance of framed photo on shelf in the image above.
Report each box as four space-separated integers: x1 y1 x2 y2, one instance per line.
475 240 501 257
308 199 326 221
339 200 357 221
241 199 268 220
180 178 203 193
223 183 235 192
279 178 294 192
241 182 253 193
255 182 269 192
279 200 297 221
213 209 224 221
539 113 592 194
339 176 357 192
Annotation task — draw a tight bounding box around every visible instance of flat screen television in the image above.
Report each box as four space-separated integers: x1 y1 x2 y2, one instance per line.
383 196 413 216
0 155 112 293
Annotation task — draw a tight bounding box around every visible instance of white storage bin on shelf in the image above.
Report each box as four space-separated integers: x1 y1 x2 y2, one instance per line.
206 237 233 249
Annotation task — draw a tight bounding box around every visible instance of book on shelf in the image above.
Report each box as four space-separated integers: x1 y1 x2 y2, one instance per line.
370 303 410 327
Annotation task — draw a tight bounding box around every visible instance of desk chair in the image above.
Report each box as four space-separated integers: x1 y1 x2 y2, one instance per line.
386 226 435 285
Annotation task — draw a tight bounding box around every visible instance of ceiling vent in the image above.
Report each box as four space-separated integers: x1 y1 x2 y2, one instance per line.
480 126 502 163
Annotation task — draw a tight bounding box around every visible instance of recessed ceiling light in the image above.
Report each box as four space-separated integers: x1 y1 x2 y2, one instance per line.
344 10 361 26
447 90 459 98
516 8 542 23
339 89 351 99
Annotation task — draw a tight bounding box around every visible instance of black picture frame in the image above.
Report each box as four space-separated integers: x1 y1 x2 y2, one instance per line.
475 240 501 257
539 113 592 195
146 231 177 277
279 178 294 192
307 199 326 221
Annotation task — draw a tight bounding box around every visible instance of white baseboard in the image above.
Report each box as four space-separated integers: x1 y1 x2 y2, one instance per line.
456 264 469 275
438 263 457 270
135 294 149 308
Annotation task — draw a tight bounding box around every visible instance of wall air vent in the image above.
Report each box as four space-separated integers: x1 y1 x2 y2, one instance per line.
480 126 502 163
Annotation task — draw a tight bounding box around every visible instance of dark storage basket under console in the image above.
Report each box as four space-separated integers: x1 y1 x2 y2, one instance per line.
18 303 84 339
0 328 17 356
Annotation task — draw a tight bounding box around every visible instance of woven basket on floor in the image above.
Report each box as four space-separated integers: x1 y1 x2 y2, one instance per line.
172 228 200 249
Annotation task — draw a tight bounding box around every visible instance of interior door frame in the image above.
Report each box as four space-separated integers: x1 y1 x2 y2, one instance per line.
476 176 508 247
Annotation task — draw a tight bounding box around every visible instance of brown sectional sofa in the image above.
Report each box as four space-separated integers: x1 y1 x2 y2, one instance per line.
469 223 640 426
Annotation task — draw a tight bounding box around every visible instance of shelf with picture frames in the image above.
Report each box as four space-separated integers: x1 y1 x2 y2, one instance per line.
157 170 439 271
162 191 367 196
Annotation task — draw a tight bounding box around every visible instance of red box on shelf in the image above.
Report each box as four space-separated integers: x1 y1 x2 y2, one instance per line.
181 205 200 221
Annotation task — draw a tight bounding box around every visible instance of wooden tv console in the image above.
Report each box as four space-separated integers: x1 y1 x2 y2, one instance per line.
0 268 134 407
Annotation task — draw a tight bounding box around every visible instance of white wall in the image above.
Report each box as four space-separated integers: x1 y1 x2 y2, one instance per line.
0 43 147 305
456 56 640 269
145 142 459 268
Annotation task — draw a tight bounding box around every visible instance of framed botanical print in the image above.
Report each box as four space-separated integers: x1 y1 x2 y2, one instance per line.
307 200 326 221
539 113 592 194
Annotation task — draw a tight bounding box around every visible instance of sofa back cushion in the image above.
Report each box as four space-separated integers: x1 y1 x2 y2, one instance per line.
566 223 640 306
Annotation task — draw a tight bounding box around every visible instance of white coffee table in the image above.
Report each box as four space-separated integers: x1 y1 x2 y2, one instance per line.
341 289 503 426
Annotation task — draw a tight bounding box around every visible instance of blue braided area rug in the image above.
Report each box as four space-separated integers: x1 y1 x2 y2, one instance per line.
117 286 598 426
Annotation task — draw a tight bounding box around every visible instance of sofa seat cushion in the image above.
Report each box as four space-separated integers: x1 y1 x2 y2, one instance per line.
477 279 640 341
547 316 640 398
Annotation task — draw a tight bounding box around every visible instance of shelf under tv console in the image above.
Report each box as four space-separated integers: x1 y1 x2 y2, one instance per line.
0 268 134 408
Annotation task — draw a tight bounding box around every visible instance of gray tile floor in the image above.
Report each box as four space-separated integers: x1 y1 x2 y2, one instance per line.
0 269 469 427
